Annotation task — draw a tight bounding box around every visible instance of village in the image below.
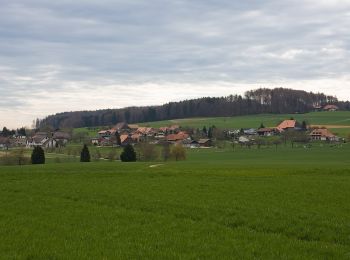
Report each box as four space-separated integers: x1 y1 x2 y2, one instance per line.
0 117 343 151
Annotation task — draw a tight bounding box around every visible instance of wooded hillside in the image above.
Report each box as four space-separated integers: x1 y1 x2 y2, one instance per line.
38 88 349 129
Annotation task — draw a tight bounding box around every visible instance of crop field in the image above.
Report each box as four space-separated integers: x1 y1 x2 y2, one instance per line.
1 145 350 259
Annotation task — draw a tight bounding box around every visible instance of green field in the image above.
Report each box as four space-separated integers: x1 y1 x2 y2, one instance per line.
139 111 350 128
1 145 350 259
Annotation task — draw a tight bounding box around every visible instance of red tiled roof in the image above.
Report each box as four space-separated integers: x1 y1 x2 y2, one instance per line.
277 120 296 131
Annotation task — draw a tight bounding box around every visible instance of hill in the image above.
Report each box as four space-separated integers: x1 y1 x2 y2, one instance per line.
37 88 350 129
139 111 350 129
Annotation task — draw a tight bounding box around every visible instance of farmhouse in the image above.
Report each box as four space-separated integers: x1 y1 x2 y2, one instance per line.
323 105 339 111
257 128 276 136
166 132 189 142
276 120 296 132
309 128 338 141
198 139 212 147
120 134 134 146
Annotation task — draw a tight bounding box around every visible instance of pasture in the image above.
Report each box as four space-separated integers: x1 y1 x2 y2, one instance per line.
0 145 350 259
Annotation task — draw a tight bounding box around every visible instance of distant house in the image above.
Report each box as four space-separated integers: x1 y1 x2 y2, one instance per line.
113 122 130 131
198 138 212 147
182 140 200 148
323 105 339 111
238 136 250 144
26 132 49 148
91 137 100 145
276 120 296 132
166 132 189 142
243 128 257 135
0 137 10 149
310 128 338 141
257 128 276 136
120 134 133 146
98 130 117 139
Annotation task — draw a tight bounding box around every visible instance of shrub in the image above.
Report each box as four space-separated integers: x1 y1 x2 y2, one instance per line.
171 145 186 161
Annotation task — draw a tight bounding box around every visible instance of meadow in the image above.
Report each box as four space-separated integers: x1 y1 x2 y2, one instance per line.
0 144 350 259
72 111 350 140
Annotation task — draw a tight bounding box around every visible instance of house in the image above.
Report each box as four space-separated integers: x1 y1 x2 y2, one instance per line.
26 132 49 148
182 140 200 148
0 137 10 149
166 132 189 142
276 120 296 132
310 128 338 141
113 122 130 131
91 137 100 145
257 128 276 136
198 138 212 147
98 130 117 139
238 136 250 144
323 105 339 111
136 127 156 136
243 128 257 135
120 134 133 146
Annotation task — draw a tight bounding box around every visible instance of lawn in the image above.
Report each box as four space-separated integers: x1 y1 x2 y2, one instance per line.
0 145 350 259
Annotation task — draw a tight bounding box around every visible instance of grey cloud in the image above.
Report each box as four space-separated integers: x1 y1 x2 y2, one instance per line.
0 0 350 127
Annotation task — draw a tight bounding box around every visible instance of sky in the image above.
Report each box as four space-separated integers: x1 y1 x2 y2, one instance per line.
1 0 350 128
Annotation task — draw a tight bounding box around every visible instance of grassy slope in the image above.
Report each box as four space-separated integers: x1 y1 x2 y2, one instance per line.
139 111 350 128
1 145 350 259
73 111 350 138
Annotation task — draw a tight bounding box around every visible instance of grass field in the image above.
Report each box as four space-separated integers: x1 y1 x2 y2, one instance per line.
1 145 350 259
139 111 350 129
72 111 350 139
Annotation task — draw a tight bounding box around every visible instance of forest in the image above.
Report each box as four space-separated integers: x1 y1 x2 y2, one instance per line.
38 88 350 129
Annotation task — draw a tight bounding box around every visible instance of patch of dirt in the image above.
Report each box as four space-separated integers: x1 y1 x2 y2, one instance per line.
149 164 164 168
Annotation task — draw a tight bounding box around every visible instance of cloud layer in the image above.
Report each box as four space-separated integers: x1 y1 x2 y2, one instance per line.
1 0 350 127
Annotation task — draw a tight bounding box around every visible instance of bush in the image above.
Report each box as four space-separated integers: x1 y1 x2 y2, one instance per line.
31 146 45 164
120 144 136 162
171 145 186 161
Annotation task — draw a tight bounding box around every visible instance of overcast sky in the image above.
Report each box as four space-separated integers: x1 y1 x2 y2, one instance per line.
1 0 350 128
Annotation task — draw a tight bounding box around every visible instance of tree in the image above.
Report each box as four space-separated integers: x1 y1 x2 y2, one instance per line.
115 131 121 146
259 123 265 129
171 145 186 161
139 143 158 161
202 126 207 136
301 121 308 131
120 144 136 162
161 142 171 161
80 144 91 162
31 146 45 164
12 148 26 165
207 127 213 138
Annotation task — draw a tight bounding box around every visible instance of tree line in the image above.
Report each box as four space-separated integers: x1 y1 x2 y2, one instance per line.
37 88 350 129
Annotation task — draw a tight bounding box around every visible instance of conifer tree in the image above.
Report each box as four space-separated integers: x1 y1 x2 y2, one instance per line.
80 144 91 162
31 146 45 164
120 144 136 162
115 131 121 146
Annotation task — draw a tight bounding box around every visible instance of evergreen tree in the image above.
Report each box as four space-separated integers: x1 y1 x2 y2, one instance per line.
301 120 307 131
207 127 213 138
31 146 45 164
259 123 265 129
115 131 121 146
202 126 207 136
80 144 91 162
120 144 136 162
